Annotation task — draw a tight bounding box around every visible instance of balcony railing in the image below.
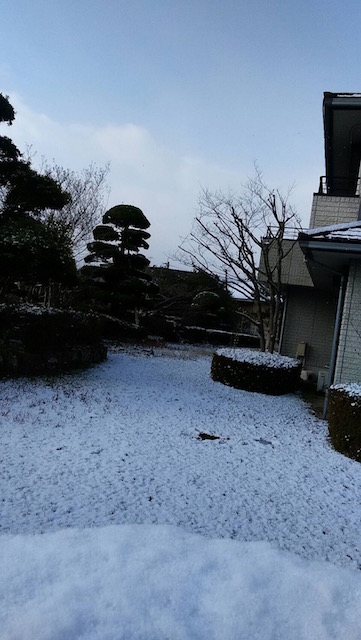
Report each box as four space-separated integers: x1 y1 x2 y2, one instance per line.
318 176 360 196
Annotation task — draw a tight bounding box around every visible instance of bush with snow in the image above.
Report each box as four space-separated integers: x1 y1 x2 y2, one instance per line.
211 348 301 395
0 304 106 375
327 384 361 462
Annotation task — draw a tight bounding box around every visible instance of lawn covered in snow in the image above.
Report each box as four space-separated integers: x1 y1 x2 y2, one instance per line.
1 344 361 639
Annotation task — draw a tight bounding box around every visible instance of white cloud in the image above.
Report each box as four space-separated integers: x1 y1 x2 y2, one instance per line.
6 92 315 266
7 92 246 266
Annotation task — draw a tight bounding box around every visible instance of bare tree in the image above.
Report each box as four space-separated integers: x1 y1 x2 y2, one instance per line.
40 160 110 258
178 169 300 352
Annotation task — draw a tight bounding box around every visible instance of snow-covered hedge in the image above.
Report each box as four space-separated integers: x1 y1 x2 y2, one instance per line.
0 304 107 376
211 348 301 395
327 384 361 462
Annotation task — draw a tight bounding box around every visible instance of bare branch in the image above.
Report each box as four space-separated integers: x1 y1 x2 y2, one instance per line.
177 169 300 352
40 159 110 257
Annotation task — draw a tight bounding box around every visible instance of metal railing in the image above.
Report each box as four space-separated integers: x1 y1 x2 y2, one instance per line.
318 176 360 196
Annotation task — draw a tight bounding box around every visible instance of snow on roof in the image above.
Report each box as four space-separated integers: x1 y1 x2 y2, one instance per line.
330 92 361 98
216 347 299 369
301 220 361 242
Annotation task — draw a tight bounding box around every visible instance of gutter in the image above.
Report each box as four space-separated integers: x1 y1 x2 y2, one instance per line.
299 239 361 257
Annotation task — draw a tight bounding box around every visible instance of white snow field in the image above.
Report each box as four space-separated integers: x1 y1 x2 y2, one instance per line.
1 345 361 639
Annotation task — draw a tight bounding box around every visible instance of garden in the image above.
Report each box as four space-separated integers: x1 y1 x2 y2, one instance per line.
1 344 361 639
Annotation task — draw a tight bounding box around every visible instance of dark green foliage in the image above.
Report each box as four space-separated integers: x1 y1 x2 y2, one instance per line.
85 240 119 261
0 136 20 161
327 387 361 462
82 204 156 320
0 216 77 287
0 304 102 348
211 352 301 395
93 224 119 242
0 94 74 301
114 253 150 271
0 94 15 124
0 304 106 376
2 168 70 217
150 267 236 330
121 228 150 252
103 204 150 230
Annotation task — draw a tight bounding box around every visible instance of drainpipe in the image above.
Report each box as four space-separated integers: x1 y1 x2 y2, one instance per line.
323 274 347 419
277 294 288 354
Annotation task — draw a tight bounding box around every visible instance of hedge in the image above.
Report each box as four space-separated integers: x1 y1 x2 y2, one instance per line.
327 385 361 462
211 348 301 395
0 304 107 376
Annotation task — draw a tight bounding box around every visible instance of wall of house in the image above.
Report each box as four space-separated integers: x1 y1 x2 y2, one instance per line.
278 241 313 287
334 262 361 384
280 286 337 376
309 195 360 228
259 240 313 288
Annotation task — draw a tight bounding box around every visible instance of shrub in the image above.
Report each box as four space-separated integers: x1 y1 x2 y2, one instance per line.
327 385 361 462
0 304 103 348
211 348 301 395
0 304 106 375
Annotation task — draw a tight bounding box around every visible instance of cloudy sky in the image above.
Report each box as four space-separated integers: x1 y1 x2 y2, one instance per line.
1 0 360 265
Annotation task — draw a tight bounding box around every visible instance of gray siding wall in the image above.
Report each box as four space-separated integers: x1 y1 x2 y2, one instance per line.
278 241 313 287
309 195 360 228
334 263 361 384
280 287 337 373
259 240 313 288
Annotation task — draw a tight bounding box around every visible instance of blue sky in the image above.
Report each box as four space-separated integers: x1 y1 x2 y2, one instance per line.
1 0 361 264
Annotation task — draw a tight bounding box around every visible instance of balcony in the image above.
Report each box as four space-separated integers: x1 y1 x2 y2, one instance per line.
318 176 360 197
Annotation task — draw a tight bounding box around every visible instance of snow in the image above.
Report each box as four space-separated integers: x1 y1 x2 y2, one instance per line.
216 346 299 368
302 220 361 241
2 525 361 640
331 383 361 399
1 344 361 638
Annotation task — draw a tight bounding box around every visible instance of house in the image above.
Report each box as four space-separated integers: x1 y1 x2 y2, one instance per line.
279 93 361 391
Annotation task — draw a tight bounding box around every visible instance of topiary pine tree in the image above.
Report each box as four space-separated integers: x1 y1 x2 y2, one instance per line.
81 204 157 323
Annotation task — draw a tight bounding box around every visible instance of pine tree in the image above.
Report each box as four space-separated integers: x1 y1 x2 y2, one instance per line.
82 204 157 322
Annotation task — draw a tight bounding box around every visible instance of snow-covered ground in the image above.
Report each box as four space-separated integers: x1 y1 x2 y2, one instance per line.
1 345 361 639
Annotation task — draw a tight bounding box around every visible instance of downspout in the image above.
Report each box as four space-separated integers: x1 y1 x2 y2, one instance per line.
277 293 288 354
323 273 347 419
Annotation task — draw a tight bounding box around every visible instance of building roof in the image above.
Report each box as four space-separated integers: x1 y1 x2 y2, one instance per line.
301 220 361 242
299 220 361 288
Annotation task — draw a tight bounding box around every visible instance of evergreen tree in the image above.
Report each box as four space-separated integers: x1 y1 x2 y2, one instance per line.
82 204 157 322
0 94 76 299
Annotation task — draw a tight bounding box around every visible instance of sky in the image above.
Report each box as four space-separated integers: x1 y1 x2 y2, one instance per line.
1 0 361 265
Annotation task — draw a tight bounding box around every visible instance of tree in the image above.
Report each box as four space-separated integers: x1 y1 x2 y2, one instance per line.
40 159 110 258
178 169 300 352
82 204 156 322
149 266 235 329
0 94 76 301
0 96 69 219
